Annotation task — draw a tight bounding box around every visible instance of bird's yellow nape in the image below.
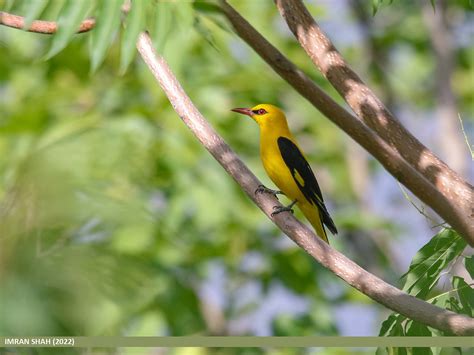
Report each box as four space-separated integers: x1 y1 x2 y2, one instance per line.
231 103 286 127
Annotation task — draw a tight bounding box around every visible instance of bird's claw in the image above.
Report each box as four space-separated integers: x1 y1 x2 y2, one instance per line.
271 205 294 217
255 184 283 197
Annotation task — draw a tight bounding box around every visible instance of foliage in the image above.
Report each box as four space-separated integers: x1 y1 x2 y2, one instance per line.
0 0 472 343
0 0 197 73
371 0 394 16
378 229 471 354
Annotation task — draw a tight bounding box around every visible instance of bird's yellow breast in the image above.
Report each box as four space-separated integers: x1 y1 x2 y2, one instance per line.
260 131 306 202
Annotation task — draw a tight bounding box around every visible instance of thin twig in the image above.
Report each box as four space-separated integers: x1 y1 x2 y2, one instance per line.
397 182 444 227
428 282 474 303
136 31 474 336
1 5 473 336
458 113 474 159
0 11 95 34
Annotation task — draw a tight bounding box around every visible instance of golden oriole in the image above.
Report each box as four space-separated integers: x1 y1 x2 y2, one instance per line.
232 104 337 243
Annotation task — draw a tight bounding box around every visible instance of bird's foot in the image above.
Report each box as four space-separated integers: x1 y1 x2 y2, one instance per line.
271 200 297 217
255 184 283 197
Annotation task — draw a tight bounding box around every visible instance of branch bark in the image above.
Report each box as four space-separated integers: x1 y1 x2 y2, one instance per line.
1 7 472 336
219 1 474 245
135 31 474 336
0 11 95 34
274 0 474 242
2 6 471 242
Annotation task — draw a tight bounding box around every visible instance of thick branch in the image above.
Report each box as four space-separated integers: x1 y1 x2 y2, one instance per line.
0 11 95 34
274 0 474 242
1 6 472 335
219 1 474 245
136 31 474 336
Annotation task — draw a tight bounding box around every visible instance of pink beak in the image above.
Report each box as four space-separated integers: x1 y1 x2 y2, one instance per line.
231 107 253 117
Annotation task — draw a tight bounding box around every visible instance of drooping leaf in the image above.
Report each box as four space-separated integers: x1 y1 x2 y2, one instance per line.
39 0 67 26
402 229 466 299
379 313 406 336
89 0 122 72
152 0 173 52
176 0 194 30
372 0 379 16
452 276 474 317
119 0 146 74
445 296 462 314
192 0 222 14
2 0 17 12
193 15 219 51
379 314 396 336
21 0 50 30
45 0 93 59
371 0 395 16
405 320 433 355
405 319 432 336
429 289 451 309
379 230 467 339
465 255 474 279
372 0 384 16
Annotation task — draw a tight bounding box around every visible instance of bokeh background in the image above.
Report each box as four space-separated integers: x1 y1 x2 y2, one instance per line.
0 0 472 347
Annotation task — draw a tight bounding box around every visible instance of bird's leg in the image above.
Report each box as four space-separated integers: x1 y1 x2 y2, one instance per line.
271 199 297 217
255 184 284 197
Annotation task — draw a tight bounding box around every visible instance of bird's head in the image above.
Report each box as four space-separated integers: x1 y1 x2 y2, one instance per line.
231 104 287 128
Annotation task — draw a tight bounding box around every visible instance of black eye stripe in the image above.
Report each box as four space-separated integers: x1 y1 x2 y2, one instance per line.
252 108 267 115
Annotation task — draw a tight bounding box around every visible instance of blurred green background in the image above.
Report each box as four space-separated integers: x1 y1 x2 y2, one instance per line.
0 0 472 349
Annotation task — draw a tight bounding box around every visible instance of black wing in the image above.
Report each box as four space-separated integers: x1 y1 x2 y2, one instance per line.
277 137 337 235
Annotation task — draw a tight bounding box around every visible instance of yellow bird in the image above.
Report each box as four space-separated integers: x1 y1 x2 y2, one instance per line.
232 104 337 243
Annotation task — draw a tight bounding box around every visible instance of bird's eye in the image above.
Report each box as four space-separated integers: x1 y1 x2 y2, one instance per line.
257 108 267 115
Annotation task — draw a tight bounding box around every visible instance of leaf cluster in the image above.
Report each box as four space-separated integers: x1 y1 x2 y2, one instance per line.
378 229 472 354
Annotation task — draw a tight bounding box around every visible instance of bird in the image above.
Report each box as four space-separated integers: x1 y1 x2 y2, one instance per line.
231 104 337 243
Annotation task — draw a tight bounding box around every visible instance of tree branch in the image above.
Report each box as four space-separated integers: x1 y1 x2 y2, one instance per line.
1 6 472 336
136 31 474 336
274 0 474 242
0 11 95 34
218 0 473 245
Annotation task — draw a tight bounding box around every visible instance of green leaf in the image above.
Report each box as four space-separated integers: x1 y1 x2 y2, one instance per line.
3 0 17 12
119 0 146 74
176 1 193 30
452 276 474 317
193 15 219 51
192 0 222 14
45 0 93 59
465 255 474 279
22 0 49 30
371 0 396 16
152 0 173 52
430 0 436 12
413 345 432 355
406 320 432 336
379 314 397 336
379 313 406 336
446 296 462 314
40 0 67 24
372 0 383 16
89 0 122 72
405 320 432 355
402 229 466 299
